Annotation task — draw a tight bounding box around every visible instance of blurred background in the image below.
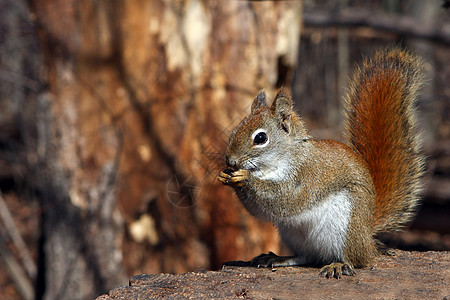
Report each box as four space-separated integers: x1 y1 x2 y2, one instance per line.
0 0 448 299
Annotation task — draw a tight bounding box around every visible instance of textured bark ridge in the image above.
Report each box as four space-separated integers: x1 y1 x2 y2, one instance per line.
97 251 449 299
28 1 302 298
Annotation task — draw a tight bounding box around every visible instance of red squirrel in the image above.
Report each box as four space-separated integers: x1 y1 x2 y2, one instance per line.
218 48 425 279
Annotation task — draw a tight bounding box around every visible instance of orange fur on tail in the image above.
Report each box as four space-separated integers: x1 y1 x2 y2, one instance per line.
344 48 426 233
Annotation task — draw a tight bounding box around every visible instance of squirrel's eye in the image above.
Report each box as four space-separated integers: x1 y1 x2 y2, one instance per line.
253 131 268 146
251 129 269 147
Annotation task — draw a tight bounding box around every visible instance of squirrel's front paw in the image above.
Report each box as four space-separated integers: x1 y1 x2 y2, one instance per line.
217 169 249 187
319 262 355 279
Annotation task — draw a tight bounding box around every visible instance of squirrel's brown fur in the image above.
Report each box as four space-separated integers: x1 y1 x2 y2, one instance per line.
344 48 425 233
218 48 425 278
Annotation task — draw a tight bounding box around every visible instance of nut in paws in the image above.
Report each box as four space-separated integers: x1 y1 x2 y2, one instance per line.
217 169 249 187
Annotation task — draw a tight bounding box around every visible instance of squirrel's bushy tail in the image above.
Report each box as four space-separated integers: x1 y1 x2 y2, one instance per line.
344 48 426 233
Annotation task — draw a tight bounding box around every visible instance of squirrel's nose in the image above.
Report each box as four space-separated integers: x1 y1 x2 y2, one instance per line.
225 155 231 167
225 155 236 169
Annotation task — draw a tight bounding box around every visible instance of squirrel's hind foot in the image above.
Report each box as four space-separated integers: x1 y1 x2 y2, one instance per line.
319 262 355 279
250 252 303 268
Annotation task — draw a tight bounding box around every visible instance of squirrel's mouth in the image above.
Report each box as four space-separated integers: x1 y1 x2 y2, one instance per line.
221 168 236 176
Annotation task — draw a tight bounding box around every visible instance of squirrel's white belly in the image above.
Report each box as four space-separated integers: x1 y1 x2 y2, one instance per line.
276 190 352 264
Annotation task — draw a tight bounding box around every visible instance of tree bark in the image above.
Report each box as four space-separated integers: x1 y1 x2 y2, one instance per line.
29 0 302 299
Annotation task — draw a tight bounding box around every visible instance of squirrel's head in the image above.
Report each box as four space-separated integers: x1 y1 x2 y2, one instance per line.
225 89 310 179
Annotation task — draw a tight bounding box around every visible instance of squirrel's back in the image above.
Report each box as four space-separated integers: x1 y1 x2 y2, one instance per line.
344 48 426 233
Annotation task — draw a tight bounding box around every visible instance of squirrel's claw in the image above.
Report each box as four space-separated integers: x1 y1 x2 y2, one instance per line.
319 262 355 279
250 251 280 268
217 170 230 185
250 252 303 269
217 169 249 187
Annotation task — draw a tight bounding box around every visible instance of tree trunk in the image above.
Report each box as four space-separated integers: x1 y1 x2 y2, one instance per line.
29 0 302 298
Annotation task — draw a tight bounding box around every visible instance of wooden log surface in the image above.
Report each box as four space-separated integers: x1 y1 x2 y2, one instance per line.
97 250 450 299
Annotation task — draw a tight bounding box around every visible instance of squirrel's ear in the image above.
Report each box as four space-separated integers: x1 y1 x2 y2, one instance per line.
251 90 267 113
272 90 293 133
